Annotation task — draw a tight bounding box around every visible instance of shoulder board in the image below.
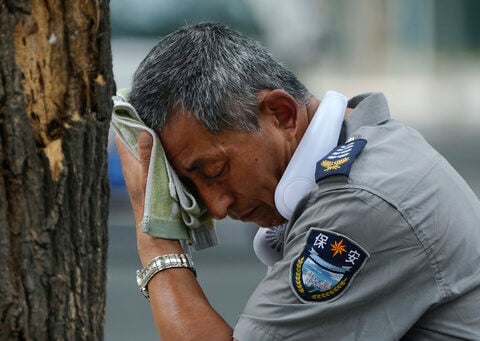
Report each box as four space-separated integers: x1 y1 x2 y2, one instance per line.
315 138 367 182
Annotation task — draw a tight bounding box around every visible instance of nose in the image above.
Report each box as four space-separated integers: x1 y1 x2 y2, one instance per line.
197 183 234 220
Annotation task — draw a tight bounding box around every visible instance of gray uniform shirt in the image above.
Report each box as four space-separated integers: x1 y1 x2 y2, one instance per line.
233 93 480 341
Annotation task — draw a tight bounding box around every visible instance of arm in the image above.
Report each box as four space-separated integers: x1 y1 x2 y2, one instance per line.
115 131 235 341
234 186 441 340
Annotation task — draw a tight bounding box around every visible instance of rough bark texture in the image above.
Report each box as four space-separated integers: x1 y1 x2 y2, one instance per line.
0 0 113 339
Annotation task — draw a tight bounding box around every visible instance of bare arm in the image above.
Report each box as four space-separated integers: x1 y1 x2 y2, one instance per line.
116 132 236 341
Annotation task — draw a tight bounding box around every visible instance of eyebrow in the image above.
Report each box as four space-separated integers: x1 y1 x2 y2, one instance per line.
185 156 223 173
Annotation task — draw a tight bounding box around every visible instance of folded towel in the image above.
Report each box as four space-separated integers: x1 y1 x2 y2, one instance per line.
111 88 217 250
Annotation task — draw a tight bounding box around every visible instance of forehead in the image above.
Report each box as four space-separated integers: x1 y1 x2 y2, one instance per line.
159 112 228 170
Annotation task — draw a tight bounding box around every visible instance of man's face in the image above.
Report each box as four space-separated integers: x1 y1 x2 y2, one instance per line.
159 110 291 227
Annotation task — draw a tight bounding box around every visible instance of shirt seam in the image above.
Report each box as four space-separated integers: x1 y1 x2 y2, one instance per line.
311 160 449 302
234 315 284 341
344 163 450 302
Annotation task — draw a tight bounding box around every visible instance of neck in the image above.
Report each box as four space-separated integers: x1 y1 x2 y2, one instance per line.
294 96 319 144
306 96 321 123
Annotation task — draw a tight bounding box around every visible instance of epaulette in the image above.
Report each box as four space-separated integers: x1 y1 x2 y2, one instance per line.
315 138 367 182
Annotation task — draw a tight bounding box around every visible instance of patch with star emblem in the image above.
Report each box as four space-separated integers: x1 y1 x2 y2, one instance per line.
315 138 367 182
291 228 369 303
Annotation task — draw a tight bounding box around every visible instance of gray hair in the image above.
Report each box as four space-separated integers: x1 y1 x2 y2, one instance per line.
129 22 310 133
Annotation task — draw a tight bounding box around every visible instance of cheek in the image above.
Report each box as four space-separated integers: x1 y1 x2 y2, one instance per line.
233 160 279 202
230 137 282 201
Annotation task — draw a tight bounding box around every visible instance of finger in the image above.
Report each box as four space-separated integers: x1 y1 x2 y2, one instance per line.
137 131 153 191
113 134 144 225
114 134 140 171
114 134 128 155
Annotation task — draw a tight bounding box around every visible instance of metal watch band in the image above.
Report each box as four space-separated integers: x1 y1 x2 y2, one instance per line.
136 253 196 299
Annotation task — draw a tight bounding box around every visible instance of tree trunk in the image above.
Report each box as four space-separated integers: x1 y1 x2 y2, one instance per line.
0 0 113 339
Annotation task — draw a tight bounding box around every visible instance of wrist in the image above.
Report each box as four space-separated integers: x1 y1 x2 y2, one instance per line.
137 231 185 267
136 253 196 299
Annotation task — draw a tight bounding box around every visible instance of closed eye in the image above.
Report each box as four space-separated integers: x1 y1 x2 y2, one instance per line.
203 161 227 179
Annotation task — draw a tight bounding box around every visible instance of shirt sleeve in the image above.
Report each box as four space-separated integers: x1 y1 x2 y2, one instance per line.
233 186 442 341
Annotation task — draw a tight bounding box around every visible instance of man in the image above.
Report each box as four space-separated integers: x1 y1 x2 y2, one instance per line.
116 23 480 340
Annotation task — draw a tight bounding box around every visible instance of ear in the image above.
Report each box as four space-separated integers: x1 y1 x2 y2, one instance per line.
258 89 298 140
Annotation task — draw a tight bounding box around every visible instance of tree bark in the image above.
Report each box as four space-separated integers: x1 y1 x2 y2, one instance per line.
0 0 113 339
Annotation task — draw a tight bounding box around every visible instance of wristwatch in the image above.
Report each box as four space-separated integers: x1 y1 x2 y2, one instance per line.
136 253 196 299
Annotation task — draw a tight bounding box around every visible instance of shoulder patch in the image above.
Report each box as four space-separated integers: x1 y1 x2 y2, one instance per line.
315 138 367 182
291 228 369 303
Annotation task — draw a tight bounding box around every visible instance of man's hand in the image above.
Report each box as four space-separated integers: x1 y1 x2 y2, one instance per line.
115 131 181 265
114 131 153 226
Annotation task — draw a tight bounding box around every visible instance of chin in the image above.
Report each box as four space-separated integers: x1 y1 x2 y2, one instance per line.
254 212 287 228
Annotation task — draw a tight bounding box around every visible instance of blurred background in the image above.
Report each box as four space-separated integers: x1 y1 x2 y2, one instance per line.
106 0 480 339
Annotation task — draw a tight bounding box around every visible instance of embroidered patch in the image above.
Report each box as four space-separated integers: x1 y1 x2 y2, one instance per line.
315 139 367 182
291 229 369 303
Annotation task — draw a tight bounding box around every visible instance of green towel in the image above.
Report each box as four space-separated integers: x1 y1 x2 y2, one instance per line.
111 89 217 250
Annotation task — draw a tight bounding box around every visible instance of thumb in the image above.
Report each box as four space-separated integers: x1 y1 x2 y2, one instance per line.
137 131 153 190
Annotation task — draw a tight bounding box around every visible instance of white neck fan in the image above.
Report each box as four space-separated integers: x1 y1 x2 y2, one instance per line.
254 91 347 266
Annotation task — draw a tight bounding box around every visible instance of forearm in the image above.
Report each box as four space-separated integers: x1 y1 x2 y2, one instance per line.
138 235 233 341
115 133 234 340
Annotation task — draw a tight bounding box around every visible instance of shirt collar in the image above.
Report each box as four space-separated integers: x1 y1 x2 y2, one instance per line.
338 92 391 143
